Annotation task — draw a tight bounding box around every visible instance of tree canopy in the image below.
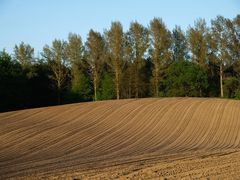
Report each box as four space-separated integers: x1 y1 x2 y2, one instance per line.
1 14 240 112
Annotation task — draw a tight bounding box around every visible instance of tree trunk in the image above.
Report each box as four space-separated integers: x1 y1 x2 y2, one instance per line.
155 78 158 97
116 71 120 100
135 59 139 98
93 70 97 101
154 66 159 97
57 80 61 105
93 77 97 101
220 64 224 98
135 70 139 98
128 73 132 98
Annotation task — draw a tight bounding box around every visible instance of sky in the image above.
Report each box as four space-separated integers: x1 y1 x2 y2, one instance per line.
0 0 239 54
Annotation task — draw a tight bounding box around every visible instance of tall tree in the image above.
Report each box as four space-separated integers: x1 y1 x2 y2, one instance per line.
66 33 84 94
121 32 135 98
128 21 149 98
210 16 232 97
171 25 188 61
149 18 171 96
188 19 209 68
42 39 69 104
86 30 105 101
106 21 124 99
14 42 34 69
230 15 240 76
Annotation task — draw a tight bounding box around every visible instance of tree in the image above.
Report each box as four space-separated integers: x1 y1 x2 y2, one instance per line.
66 33 84 97
210 16 232 97
86 30 105 101
14 42 34 69
171 25 188 61
164 61 208 97
230 15 240 77
120 32 135 98
188 19 209 68
66 72 92 102
128 21 149 98
42 39 69 104
0 50 29 111
224 77 240 98
29 60 56 107
98 72 115 100
149 18 171 96
106 21 124 99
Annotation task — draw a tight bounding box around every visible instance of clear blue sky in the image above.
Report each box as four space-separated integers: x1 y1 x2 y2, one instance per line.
0 0 239 54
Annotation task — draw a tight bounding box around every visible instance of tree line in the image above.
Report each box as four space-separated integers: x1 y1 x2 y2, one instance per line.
0 15 240 112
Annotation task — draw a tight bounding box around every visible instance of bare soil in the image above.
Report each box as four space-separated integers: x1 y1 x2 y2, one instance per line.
1 98 240 179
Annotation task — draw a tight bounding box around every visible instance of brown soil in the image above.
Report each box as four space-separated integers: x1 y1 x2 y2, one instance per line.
1 98 240 179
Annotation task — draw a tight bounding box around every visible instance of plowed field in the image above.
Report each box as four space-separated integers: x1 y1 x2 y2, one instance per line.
1 98 240 179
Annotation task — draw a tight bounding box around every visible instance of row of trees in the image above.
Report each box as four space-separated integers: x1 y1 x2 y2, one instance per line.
1 15 240 112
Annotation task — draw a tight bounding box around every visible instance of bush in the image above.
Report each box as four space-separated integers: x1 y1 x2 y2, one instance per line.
164 61 208 97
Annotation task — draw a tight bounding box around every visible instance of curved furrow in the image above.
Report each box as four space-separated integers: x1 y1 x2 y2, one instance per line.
164 99 217 152
181 99 218 151
207 100 233 151
230 102 240 148
0 101 121 164
188 101 232 151
1 99 137 165
0 103 90 153
1 98 240 179
67 99 155 157
232 102 240 148
132 100 192 153
152 99 205 153
29 99 138 156
83 98 187 154
0 103 83 144
79 99 164 157
112 98 192 156
136 98 198 154
0 102 100 160
0 104 77 137
192 99 228 150
0 109 44 134
216 101 234 149
104 98 190 154
218 101 238 149
0 110 36 123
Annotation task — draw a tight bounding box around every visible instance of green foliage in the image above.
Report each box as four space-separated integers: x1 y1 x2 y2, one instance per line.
164 61 208 97
42 39 69 104
106 21 124 99
171 26 188 61
14 42 34 68
28 61 57 106
188 19 208 68
128 21 149 98
2 15 240 112
149 18 171 96
86 29 105 101
66 33 84 87
98 72 116 100
0 50 21 76
235 90 240 100
71 73 93 101
224 77 240 98
0 50 29 111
